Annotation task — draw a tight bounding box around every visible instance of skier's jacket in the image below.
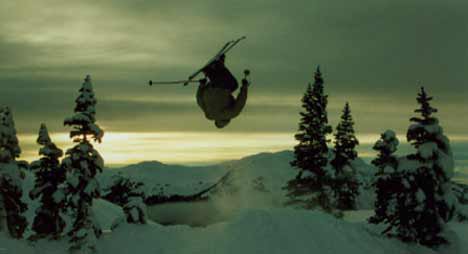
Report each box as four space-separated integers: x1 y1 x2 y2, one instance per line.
196 80 248 123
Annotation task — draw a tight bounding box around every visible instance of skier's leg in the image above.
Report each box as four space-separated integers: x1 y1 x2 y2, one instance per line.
223 69 239 93
204 60 238 92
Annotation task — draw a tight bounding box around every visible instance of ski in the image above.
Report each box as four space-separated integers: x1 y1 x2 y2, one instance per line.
147 37 246 87
196 40 235 76
220 36 246 57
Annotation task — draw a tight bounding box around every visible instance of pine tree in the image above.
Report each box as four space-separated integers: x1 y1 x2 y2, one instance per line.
286 66 333 210
0 106 28 238
332 102 360 210
29 124 66 239
368 130 399 224
380 87 456 247
372 130 399 175
62 75 104 253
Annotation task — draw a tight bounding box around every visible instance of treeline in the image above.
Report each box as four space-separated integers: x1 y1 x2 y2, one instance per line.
286 67 461 248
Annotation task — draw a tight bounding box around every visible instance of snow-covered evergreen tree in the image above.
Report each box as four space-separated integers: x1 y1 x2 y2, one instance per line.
286 66 333 210
104 174 147 224
0 106 28 238
368 130 399 224
380 87 456 247
29 124 66 239
331 102 359 210
62 75 104 253
372 130 399 175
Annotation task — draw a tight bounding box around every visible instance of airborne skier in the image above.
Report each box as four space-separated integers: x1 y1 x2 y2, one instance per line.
196 54 250 128
148 37 250 129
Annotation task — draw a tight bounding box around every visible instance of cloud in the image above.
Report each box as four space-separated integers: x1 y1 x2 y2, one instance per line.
0 0 467 137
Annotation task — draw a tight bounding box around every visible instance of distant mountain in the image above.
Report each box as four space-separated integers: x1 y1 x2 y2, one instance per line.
99 159 229 198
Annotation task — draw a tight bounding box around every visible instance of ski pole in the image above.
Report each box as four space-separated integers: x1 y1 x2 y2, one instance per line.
148 79 202 86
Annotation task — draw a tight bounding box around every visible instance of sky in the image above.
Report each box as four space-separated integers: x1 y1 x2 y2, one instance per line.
1 0 467 165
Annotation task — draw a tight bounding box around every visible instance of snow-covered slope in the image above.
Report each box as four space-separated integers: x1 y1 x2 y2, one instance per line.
114 151 376 226
4 208 467 254
102 151 376 204
100 150 379 219
4 152 468 254
209 151 298 207
93 199 125 232
208 151 377 211
144 151 300 226
103 209 437 254
101 150 468 225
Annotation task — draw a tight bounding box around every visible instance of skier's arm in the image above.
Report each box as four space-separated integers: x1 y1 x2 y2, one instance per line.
224 79 249 118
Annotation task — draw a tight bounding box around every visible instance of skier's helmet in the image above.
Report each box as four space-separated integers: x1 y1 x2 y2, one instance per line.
215 119 230 129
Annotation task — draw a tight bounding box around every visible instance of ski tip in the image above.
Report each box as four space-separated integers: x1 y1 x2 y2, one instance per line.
236 36 247 42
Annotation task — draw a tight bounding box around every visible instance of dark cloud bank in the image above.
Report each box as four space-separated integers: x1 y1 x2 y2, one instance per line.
0 0 467 137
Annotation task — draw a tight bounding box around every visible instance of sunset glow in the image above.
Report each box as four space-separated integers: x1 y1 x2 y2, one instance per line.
19 132 296 166
19 131 467 166
18 131 386 166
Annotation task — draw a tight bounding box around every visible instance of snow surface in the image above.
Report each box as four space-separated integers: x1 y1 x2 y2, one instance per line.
1 151 467 253
101 151 379 225
104 151 376 206
92 199 125 232
94 150 468 227
2 208 466 254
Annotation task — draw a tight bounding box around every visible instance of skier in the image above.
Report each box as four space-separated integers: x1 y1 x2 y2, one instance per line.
196 54 250 128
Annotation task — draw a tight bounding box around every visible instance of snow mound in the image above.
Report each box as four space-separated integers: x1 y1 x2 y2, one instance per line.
92 199 125 232
209 151 377 212
100 208 438 254
108 151 380 226
3 208 468 254
101 151 378 208
210 151 297 208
